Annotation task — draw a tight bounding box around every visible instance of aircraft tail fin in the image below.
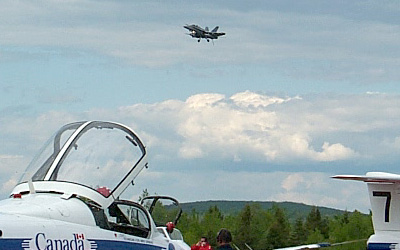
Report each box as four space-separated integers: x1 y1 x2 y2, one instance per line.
211 26 219 32
205 26 209 32
332 172 400 232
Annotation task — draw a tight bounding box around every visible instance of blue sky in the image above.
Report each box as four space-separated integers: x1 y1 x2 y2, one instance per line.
0 0 399 212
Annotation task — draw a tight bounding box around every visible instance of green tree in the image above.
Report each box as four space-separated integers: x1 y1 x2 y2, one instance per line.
178 209 202 245
305 206 321 232
249 204 274 249
290 217 307 246
305 206 329 239
235 204 253 248
306 229 325 244
265 206 290 249
346 210 373 241
201 206 224 246
138 189 149 203
329 210 373 244
232 203 274 249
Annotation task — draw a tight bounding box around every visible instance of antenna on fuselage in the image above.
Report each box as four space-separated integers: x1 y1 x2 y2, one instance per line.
28 178 36 194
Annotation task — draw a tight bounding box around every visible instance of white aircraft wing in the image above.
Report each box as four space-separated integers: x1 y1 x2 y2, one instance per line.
332 172 400 183
274 239 366 250
274 243 330 249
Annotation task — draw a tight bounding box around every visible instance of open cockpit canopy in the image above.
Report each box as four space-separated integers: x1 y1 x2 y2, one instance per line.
141 196 182 226
13 121 147 208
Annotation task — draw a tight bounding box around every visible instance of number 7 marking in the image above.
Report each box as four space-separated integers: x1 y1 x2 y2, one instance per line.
373 191 391 222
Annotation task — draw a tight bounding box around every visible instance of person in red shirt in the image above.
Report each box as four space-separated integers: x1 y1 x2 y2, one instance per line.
191 236 212 250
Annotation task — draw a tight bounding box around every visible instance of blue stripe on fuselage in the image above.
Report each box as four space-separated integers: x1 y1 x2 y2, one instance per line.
0 238 31 249
0 238 165 250
88 239 165 250
368 242 398 250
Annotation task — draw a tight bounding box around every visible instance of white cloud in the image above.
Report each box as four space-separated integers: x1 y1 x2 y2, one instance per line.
0 154 30 196
173 92 357 162
313 142 356 161
1 179 18 195
116 91 400 168
230 91 295 108
282 173 306 192
0 154 23 160
186 93 225 108
2 91 400 212
3 91 400 175
178 143 204 159
274 172 369 211
280 135 356 162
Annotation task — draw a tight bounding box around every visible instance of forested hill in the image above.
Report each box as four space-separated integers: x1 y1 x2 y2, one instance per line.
180 200 351 220
177 200 372 249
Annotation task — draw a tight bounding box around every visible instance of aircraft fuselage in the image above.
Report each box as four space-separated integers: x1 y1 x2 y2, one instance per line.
0 193 167 249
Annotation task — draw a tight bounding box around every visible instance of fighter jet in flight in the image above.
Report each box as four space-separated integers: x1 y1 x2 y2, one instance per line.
183 24 225 42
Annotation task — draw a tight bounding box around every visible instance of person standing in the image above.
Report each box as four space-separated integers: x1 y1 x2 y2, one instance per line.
216 229 233 250
191 236 213 250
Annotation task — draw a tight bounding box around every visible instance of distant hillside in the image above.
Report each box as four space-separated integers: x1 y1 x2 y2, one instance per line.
180 200 352 221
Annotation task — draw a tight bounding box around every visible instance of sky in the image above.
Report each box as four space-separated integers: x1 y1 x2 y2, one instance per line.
0 0 399 213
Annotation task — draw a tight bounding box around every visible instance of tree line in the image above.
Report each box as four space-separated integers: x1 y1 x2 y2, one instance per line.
177 203 373 250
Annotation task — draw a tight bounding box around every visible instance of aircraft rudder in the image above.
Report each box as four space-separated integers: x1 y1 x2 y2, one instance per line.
211 26 219 32
367 182 400 232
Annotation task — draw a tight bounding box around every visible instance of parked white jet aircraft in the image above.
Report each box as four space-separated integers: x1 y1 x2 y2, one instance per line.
183 24 225 42
333 172 400 250
276 172 400 250
141 196 190 250
0 121 190 250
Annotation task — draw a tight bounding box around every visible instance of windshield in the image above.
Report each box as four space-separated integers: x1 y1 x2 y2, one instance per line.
169 229 183 241
19 121 146 198
22 122 83 182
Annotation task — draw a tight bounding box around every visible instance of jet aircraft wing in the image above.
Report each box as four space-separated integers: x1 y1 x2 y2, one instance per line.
332 172 400 183
183 24 206 33
274 243 331 249
274 239 366 250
